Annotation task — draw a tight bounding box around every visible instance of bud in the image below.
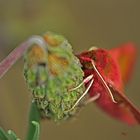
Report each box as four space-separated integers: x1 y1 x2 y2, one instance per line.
24 32 85 121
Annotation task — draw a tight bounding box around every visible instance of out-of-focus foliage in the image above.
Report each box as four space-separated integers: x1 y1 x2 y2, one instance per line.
0 121 40 140
0 127 20 140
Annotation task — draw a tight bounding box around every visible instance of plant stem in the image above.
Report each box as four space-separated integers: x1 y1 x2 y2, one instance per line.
0 35 46 79
26 101 41 140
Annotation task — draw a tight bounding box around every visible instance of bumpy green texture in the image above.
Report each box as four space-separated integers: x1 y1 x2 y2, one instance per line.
24 32 85 121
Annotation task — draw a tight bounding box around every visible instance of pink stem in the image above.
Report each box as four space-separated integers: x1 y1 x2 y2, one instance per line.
0 40 29 79
0 35 47 79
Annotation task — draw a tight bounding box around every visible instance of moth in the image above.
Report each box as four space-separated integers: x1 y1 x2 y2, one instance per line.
77 45 140 125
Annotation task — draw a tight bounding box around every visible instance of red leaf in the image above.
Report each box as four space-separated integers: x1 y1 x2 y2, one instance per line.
77 47 140 125
109 43 137 85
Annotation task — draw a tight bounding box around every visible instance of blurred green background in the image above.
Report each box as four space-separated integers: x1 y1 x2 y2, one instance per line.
0 0 140 140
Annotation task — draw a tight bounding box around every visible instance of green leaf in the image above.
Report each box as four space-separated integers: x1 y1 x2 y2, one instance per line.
0 127 20 140
26 101 41 140
31 121 40 140
7 130 20 140
0 127 9 140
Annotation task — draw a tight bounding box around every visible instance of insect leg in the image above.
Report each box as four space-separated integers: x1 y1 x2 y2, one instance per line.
80 56 117 103
84 93 100 105
65 78 94 112
69 74 93 91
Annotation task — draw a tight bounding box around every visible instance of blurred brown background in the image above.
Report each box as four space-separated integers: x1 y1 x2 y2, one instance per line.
0 0 140 140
